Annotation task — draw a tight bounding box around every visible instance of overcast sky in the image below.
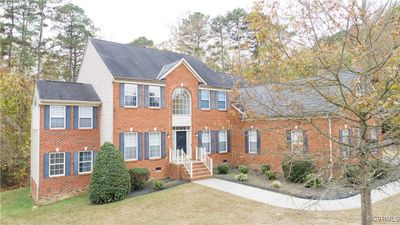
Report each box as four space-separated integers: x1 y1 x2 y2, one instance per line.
71 0 253 44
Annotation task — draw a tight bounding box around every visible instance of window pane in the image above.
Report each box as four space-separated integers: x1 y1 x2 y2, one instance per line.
201 90 209 100
250 141 257 152
200 100 209 109
149 133 160 158
125 146 137 160
125 96 136 106
150 145 160 158
49 153 64 176
217 101 226 110
50 106 65 117
79 106 92 117
79 118 92 128
51 118 64 128
217 92 226 101
149 97 160 107
125 84 137 96
202 132 210 153
172 88 190 115
78 151 92 173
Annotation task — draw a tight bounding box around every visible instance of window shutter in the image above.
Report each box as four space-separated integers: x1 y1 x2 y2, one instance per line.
339 129 344 158
74 106 79 129
286 130 291 150
74 152 79 175
198 90 202 110
210 131 215 153
65 152 71 176
43 153 49 178
211 91 216 110
93 107 98 128
245 129 249 153
93 151 97 165
197 131 202 147
144 85 149 108
227 129 231 152
119 133 124 159
138 85 143 108
138 133 143 160
226 92 230 110
303 131 308 154
145 132 149 160
257 129 261 154
161 87 165 108
120 83 125 106
65 106 71 129
44 105 50 129
215 130 220 153
161 132 166 158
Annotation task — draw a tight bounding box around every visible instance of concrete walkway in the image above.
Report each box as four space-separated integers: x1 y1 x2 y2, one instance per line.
193 178 400 211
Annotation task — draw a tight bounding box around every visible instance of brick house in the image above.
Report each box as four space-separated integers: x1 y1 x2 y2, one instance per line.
30 39 379 204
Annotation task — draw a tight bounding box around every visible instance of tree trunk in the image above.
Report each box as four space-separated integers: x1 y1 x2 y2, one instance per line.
36 0 47 80
361 187 373 225
8 3 15 67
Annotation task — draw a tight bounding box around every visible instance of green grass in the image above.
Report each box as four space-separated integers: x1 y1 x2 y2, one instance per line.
1 188 34 217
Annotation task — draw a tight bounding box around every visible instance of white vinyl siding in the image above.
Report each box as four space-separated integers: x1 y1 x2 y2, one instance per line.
124 133 138 160
124 84 137 107
202 131 211 153
78 151 93 174
77 40 114 143
49 152 65 177
50 106 65 129
149 132 161 159
218 130 227 153
78 106 93 129
249 130 258 154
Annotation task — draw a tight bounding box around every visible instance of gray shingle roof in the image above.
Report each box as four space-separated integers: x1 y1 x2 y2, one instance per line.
90 38 237 88
37 80 100 102
236 72 359 117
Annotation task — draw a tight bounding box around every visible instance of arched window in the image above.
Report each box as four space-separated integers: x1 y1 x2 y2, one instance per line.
172 88 191 115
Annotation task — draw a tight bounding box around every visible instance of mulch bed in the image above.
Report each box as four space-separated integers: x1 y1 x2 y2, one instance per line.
127 178 188 198
215 168 399 200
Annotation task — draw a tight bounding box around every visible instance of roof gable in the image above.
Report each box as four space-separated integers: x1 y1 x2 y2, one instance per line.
156 58 207 84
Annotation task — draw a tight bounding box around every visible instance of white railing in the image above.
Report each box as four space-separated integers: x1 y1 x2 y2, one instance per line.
180 149 193 178
169 147 182 164
196 147 213 175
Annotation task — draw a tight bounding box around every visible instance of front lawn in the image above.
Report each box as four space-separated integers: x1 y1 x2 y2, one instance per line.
1 183 400 225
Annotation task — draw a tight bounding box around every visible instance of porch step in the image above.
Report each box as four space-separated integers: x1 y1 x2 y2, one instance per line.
181 162 213 181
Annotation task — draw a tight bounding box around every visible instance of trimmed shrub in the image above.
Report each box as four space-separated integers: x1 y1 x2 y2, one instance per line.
281 155 315 183
261 164 271 174
235 173 248 181
344 164 363 184
217 164 230 174
238 165 249 174
304 173 322 188
265 170 277 180
272 180 282 188
129 168 150 190
371 160 391 179
153 179 164 190
89 142 130 204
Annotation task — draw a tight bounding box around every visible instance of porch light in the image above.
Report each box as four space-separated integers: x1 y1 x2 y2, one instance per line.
345 124 348 129
205 126 208 130
154 127 157 131
84 146 88 150
181 83 183 87
130 127 133 132
295 125 298 129
56 148 59 152
251 125 253 129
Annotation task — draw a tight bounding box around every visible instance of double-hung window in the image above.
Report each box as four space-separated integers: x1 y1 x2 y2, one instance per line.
124 132 138 160
50 106 65 129
369 127 379 154
200 90 210 109
124 84 137 107
218 130 227 153
49 152 65 177
78 151 93 174
149 132 161 158
291 130 304 154
249 130 258 153
202 131 211 153
341 129 351 158
78 106 93 129
217 91 226 110
149 86 160 108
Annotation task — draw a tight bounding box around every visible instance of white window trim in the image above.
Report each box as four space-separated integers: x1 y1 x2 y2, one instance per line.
124 132 138 161
78 150 93 175
290 130 304 153
341 129 351 159
124 84 138 108
49 105 66 130
78 106 93 129
49 152 65 177
202 130 211 154
217 91 227 111
149 132 161 159
149 86 161 109
218 130 228 153
200 90 210 110
249 129 258 154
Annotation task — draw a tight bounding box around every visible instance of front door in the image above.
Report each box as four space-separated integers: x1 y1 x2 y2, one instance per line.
176 131 187 154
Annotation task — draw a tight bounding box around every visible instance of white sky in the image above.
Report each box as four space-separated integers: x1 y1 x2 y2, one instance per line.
71 0 253 44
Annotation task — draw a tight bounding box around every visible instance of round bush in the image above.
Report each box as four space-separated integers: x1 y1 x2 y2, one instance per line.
271 180 282 188
261 164 271 174
89 142 130 204
265 170 277 180
281 155 315 183
217 164 230 174
153 179 164 190
129 168 150 190
238 165 249 174
304 173 322 188
235 173 248 181
344 164 362 184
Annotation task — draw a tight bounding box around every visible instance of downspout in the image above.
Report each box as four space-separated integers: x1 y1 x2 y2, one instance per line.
328 114 333 180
